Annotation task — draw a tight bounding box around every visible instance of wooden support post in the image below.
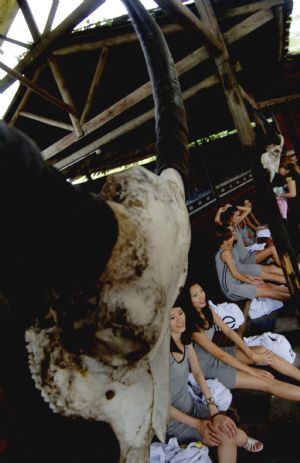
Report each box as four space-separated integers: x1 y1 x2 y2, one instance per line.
80 47 109 125
0 60 79 117
195 0 255 147
48 55 83 137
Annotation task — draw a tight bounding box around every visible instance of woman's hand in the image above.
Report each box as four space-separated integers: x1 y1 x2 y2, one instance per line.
245 275 262 285
252 348 275 366
247 366 274 380
196 419 221 447
211 414 237 439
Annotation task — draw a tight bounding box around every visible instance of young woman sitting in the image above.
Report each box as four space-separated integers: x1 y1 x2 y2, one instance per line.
168 305 263 461
219 202 282 268
215 225 290 302
186 283 300 400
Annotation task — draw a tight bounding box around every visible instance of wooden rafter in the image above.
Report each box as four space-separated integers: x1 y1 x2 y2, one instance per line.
53 24 181 57
0 0 106 93
220 0 283 18
0 33 30 48
9 64 43 125
42 6 274 160
19 111 73 131
80 47 109 125
0 60 79 116
44 0 59 34
154 0 223 53
17 0 40 42
257 93 300 108
274 5 284 62
48 54 83 137
52 63 243 170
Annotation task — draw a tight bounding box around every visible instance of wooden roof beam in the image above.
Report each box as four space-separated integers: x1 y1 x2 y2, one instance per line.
9 64 43 125
53 63 242 171
220 0 283 19
53 23 181 56
0 0 105 93
0 33 30 48
42 8 274 160
17 0 40 42
274 5 284 62
80 47 109 125
44 0 59 34
48 54 83 137
19 111 73 131
154 0 223 53
256 93 300 108
0 60 79 116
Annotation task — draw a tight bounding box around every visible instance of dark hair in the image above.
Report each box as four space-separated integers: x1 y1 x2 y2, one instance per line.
219 206 238 225
214 224 233 247
184 283 214 337
169 304 192 354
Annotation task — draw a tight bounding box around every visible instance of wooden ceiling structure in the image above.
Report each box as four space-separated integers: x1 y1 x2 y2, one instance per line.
0 0 297 182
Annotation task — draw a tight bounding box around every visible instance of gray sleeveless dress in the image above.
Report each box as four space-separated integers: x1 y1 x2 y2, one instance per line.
193 327 237 389
233 246 261 277
168 345 209 443
235 227 257 264
215 248 256 301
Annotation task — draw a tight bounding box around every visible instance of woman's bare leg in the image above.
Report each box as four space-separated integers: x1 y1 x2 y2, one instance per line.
236 346 300 383
256 246 281 267
255 285 290 300
260 270 286 284
235 371 300 401
217 431 237 463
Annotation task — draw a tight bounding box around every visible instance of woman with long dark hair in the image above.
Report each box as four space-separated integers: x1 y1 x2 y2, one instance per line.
186 282 300 399
168 305 263 460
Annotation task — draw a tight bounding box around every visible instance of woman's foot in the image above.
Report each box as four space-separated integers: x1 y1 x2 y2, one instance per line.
243 437 263 453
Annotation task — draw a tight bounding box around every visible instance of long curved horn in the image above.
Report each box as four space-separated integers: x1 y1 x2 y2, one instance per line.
122 0 189 189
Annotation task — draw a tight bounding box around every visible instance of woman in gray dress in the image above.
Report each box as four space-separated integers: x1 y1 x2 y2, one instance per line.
187 283 300 398
215 226 290 301
168 306 263 460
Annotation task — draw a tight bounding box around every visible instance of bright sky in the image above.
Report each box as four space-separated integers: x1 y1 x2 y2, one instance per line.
0 0 299 119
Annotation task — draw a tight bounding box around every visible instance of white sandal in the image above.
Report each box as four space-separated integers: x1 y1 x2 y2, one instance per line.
243 437 264 453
